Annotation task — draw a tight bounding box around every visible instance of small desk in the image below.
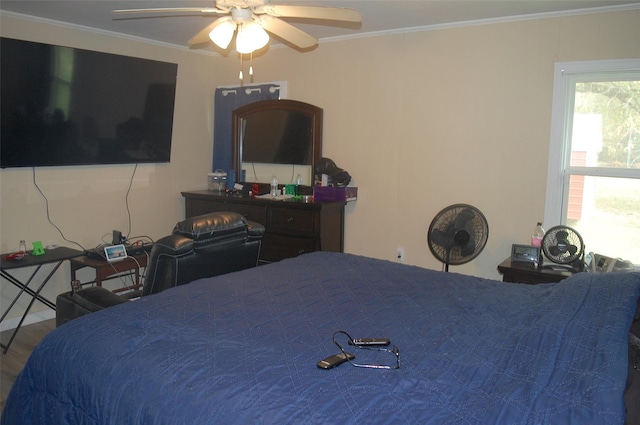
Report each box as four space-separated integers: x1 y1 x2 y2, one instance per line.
69 252 149 294
1 246 83 353
497 258 574 284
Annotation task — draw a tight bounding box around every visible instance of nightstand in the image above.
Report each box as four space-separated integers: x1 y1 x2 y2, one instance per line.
69 252 148 293
497 258 574 284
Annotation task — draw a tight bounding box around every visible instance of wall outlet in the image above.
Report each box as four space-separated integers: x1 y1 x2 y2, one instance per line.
396 247 405 263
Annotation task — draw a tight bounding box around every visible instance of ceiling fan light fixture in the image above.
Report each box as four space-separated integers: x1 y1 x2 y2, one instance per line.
235 22 269 54
209 18 236 49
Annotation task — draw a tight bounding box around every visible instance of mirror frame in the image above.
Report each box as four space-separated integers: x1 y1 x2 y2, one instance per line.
231 99 323 183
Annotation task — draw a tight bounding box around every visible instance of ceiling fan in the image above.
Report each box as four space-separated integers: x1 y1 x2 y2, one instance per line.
113 0 362 52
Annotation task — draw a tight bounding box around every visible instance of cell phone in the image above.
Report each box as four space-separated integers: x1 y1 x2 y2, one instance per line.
348 338 391 346
317 352 355 369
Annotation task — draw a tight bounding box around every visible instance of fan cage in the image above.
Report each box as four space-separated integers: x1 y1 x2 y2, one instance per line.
541 225 585 265
428 204 489 266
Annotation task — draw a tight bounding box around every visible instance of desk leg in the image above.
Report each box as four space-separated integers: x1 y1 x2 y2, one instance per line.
0 266 51 319
70 263 78 283
70 262 104 288
0 261 62 354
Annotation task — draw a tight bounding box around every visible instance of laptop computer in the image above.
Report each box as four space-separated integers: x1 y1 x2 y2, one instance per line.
104 244 128 262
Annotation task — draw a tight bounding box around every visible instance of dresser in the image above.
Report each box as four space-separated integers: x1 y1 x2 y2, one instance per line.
181 191 345 262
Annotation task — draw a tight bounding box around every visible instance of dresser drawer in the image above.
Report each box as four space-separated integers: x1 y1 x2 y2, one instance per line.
261 234 317 262
187 199 225 217
225 203 266 225
267 207 317 235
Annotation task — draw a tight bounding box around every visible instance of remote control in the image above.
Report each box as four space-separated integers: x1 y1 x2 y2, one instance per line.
348 338 391 346
317 352 355 369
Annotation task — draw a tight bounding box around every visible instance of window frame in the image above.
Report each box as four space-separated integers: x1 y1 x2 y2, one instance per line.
543 59 640 232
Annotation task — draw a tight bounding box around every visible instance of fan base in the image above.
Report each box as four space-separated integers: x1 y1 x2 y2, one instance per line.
541 259 585 274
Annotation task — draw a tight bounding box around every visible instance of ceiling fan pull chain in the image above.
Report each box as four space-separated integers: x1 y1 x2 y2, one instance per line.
239 54 244 83
249 52 254 82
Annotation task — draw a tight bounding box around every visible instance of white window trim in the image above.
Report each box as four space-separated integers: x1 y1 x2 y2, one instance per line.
543 59 640 228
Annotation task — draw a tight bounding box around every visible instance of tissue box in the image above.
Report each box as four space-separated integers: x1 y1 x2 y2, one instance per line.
313 186 357 202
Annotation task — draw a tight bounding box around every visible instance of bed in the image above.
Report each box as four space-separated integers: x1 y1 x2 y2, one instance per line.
3 252 640 424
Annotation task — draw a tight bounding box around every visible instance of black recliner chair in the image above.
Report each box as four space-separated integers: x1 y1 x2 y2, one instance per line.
56 211 265 326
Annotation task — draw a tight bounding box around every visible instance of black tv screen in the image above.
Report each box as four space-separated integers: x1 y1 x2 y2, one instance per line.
1 37 178 168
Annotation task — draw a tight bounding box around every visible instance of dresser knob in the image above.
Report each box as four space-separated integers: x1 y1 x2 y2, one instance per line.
287 217 294 223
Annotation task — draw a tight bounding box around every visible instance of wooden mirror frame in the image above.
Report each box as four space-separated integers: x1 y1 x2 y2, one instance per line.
231 99 323 184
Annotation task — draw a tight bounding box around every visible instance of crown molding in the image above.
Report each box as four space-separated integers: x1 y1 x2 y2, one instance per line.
320 2 640 45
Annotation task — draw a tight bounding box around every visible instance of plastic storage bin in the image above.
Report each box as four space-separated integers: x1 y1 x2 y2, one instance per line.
207 170 227 192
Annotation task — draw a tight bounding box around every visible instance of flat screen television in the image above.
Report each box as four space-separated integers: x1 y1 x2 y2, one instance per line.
0 37 178 168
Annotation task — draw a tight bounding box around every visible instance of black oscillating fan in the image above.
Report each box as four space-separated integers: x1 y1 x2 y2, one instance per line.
427 204 489 272
541 225 585 272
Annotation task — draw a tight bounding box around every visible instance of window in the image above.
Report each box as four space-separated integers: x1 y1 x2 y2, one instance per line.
544 59 640 266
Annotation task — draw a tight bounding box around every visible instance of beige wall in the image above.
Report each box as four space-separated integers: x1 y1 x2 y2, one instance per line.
1 10 639 323
215 10 639 275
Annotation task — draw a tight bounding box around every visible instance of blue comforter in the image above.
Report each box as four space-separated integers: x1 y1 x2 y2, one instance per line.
3 252 640 424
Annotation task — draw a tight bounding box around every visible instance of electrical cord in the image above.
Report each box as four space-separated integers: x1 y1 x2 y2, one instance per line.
124 163 137 240
102 255 142 290
31 164 139 251
32 165 150 294
289 165 295 183
32 167 85 251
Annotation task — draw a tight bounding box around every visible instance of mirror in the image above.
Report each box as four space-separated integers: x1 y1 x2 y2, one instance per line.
232 99 322 186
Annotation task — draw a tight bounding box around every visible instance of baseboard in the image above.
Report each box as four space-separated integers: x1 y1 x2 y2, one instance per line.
0 310 56 332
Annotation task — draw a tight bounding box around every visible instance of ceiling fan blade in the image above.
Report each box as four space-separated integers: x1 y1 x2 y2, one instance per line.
113 7 226 15
256 5 361 22
188 19 226 46
258 16 318 49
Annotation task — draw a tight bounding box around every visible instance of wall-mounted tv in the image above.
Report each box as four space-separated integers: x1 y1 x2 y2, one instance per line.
0 37 178 168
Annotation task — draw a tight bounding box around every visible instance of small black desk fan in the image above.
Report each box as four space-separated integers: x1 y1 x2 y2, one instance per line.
541 225 585 272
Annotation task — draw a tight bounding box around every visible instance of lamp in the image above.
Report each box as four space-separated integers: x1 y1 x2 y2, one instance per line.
209 9 270 83
209 16 269 55
235 22 269 54
209 18 236 50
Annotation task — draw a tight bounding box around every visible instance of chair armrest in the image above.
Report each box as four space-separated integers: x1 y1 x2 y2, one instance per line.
72 286 129 310
55 287 129 327
247 220 266 240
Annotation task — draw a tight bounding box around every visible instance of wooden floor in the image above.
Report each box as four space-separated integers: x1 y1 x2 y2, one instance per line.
0 319 56 412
